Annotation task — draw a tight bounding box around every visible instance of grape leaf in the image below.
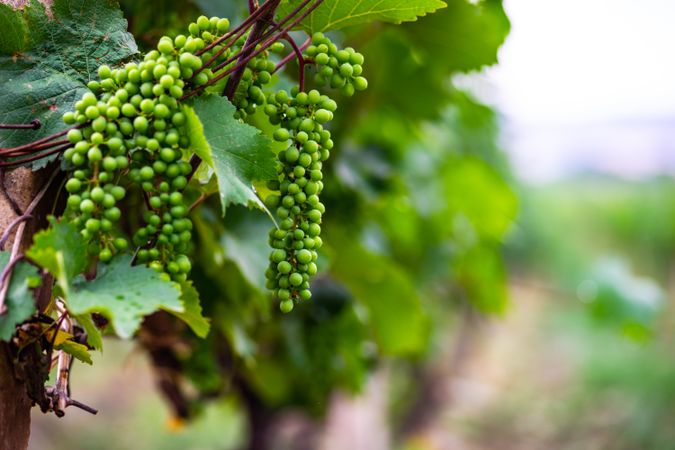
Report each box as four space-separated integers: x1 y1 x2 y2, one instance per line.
0 251 38 341
55 340 93 365
0 4 28 54
168 281 210 338
327 230 429 355
187 95 276 215
73 313 103 350
25 220 87 298
358 0 510 123
221 207 271 292
278 0 447 33
67 255 183 339
0 0 138 168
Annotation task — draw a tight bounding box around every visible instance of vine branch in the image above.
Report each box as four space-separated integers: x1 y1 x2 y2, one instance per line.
0 119 41 130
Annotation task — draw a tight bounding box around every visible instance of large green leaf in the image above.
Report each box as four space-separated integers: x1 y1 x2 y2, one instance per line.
221 208 271 292
357 0 509 123
439 157 517 243
0 251 38 341
327 230 429 355
25 220 87 297
402 0 510 73
278 0 446 33
0 0 138 167
186 95 276 214
67 255 183 339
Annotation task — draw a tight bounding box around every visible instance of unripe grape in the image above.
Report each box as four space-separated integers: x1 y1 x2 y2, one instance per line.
80 199 95 214
158 39 174 55
353 76 368 91
67 129 83 144
280 299 294 313
65 178 82 193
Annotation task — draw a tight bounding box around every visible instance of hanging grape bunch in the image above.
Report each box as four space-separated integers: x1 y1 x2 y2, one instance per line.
58 11 367 310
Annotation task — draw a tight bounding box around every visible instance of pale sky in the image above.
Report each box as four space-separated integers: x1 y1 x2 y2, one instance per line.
464 0 675 182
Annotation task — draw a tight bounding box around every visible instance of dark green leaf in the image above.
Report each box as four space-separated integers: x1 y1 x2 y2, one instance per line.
327 230 429 355
221 208 271 292
187 95 276 214
0 4 28 53
0 0 138 168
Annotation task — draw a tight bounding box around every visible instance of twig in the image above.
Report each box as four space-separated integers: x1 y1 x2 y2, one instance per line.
0 230 25 315
0 214 32 251
0 167 60 314
45 299 98 417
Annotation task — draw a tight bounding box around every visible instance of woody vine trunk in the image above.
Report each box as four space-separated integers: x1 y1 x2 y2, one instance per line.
0 167 48 450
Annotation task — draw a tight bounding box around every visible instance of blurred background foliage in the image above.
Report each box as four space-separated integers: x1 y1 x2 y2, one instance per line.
28 0 675 449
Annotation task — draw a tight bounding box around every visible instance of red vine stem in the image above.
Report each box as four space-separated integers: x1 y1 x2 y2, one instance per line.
195 0 277 57
275 36 311 91
209 0 313 76
0 126 77 155
0 143 70 168
0 139 68 158
183 0 323 101
188 0 292 86
223 0 282 98
0 119 41 130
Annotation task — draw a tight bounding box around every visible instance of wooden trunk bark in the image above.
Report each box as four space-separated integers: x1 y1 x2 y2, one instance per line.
0 167 46 450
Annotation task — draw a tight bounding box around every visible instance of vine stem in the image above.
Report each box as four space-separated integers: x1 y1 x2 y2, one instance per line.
0 167 60 314
0 126 77 155
0 215 32 251
183 0 323 101
190 0 279 80
0 139 68 158
0 119 41 130
223 0 282 99
208 0 313 76
0 231 25 315
274 36 311 91
195 0 277 57
0 143 70 168
186 0 290 95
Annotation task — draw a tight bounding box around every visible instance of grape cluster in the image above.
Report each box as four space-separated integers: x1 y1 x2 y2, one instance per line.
58 12 369 311
262 89 337 312
61 15 234 279
305 33 368 97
